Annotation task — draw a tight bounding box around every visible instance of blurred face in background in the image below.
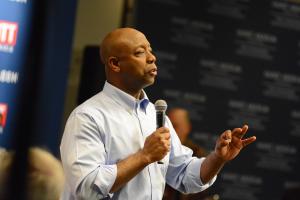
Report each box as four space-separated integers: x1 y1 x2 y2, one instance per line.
168 108 191 143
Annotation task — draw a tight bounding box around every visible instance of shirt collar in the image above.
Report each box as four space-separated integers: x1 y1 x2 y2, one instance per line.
103 81 150 113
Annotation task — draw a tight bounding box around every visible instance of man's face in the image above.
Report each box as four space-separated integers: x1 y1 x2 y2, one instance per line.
117 30 157 89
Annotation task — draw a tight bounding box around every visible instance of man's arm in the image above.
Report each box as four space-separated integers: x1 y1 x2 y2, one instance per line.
110 127 171 192
200 125 256 184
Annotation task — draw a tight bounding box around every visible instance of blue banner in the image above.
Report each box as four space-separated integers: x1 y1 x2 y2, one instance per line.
0 0 33 148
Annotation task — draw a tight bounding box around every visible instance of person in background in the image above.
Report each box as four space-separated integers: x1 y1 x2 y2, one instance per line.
60 27 256 200
0 147 65 200
164 107 214 200
168 107 207 158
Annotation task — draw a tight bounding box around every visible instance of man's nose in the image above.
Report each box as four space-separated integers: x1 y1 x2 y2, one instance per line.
147 51 156 64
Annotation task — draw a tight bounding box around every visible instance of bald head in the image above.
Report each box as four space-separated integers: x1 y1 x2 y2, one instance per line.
99 27 156 97
100 28 145 66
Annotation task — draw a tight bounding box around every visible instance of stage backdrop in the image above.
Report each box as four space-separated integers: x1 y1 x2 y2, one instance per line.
0 0 33 148
134 0 300 199
0 0 77 155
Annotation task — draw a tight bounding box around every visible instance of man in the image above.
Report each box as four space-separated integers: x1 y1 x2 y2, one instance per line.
0 147 65 200
60 27 256 200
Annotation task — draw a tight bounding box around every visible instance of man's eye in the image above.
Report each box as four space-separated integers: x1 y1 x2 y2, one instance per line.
135 51 145 55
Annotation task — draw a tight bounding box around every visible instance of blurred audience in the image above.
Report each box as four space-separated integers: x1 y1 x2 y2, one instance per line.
0 147 64 200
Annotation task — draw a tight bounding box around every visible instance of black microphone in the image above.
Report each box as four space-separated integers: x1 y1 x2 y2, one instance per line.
155 99 168 164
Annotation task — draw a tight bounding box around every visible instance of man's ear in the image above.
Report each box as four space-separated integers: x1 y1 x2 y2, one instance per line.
108 56 120 72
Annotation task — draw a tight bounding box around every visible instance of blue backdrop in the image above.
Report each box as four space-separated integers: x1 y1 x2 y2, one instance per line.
0 0 77 155
0 0 33 148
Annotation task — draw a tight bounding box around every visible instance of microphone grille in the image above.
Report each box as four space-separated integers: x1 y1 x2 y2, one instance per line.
155 99 167 111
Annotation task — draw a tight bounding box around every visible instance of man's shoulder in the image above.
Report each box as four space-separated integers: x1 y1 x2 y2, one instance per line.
72 91 109 114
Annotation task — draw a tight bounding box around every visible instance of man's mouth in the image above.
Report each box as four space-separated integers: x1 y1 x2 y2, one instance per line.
149 68 157 76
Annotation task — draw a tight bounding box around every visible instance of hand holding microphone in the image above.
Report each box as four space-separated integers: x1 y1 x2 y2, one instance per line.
141 100 170 164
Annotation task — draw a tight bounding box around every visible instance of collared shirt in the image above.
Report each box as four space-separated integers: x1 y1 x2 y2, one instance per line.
60 81 216 200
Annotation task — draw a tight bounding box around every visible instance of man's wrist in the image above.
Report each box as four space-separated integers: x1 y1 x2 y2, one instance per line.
137 149 152 166
211 151 227 165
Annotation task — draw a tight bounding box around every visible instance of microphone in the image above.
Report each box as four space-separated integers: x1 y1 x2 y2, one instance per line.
155 99 168 164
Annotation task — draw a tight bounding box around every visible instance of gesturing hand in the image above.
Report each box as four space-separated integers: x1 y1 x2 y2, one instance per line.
214 125 256 162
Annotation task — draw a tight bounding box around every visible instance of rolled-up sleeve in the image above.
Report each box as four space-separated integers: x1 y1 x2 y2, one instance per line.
182 157 216 193
94 164 117 197
165 117 216 194
60 111 117 199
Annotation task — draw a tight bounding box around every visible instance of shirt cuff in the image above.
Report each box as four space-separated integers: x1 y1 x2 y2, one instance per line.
94 164 117 198
185 157 217 193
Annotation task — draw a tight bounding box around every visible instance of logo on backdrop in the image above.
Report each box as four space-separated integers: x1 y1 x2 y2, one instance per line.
0 69 19 84
0 20 19 53
0 103 8 134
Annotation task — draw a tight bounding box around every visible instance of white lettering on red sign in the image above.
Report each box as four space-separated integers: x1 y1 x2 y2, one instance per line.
0 21 18 46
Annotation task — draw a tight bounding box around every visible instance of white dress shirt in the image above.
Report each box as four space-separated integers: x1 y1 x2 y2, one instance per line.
60 81 216 200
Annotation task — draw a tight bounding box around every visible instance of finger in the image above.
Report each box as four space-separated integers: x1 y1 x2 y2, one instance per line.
164 132 171 140
157 127 169 134
157 132 170 146
241 125 248 135
165 138 170 146
158 138 171 152
221 130 232 141
157 133 170 144
218 139 231 147
165 140 171 151
242 136 256 147
232 125 248 139
219 130 232 147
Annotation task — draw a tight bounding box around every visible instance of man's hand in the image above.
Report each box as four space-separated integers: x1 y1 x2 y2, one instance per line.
215 125 256 162
110 127 170 193
141 127 171 163
200 125 256 184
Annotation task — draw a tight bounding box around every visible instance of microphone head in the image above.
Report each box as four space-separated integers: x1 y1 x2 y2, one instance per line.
155 99 168 112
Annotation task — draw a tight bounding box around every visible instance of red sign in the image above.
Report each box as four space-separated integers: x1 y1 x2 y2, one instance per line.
0 103 8 131
0 21 18 46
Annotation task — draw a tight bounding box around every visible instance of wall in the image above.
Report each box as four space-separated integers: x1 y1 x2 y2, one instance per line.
63 0 125 123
